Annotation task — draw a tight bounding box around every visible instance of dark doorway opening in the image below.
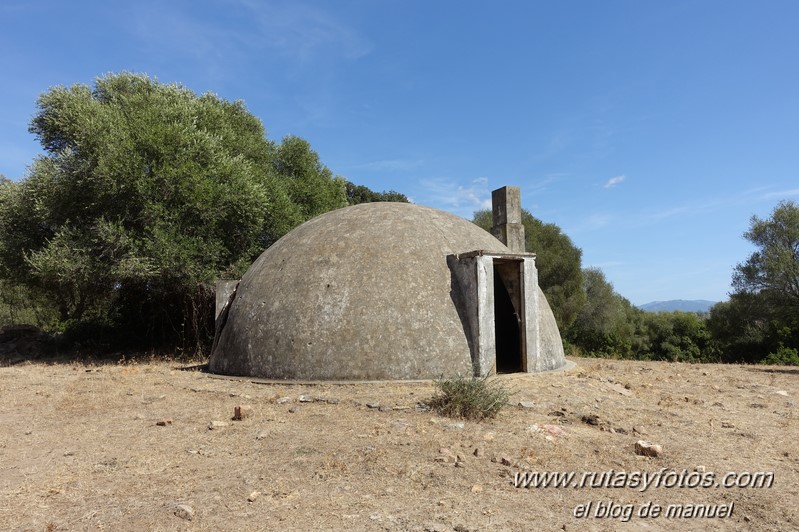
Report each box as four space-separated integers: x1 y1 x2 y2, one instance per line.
493 260 524 372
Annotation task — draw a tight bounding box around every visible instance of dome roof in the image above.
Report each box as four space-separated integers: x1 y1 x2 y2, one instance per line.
209 202 563 380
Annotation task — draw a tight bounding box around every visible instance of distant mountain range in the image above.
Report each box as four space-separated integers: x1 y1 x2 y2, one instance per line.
638 300 718 313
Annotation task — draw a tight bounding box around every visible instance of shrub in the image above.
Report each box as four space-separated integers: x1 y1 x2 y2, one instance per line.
760 346 799 366
429 373 512 420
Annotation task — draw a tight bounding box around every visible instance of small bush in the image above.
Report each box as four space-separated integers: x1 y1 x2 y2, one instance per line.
429 373 512 420
761 346 799 366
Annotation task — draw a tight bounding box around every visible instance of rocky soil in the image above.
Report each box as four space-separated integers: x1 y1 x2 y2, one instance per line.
0 355 797 531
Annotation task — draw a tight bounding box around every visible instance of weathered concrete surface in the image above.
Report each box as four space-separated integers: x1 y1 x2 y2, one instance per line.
215 280 239 320
491 186 526 252
533 293 566 372
210 202 565 380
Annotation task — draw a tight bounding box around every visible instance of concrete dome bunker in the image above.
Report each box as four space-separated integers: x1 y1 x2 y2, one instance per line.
209 186 566 380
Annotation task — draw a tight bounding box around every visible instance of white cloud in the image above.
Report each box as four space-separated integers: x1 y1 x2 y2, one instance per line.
230 0 372 61
124 1 371 69
646 185 798 223
604 174 625 188
522 173 567 196
418 177 492 216
760 188 799 200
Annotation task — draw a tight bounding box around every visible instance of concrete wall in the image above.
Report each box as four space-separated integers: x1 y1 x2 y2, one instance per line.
209 202 566 380
215 280 239 320
448 251 561 377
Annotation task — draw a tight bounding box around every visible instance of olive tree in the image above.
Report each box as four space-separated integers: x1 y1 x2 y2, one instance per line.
0 73 347 348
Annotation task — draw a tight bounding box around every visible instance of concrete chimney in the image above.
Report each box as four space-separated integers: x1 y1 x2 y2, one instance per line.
491 186 525 252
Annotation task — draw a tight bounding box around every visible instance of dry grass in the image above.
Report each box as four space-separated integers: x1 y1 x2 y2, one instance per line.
429 374 512 420
0 357 797 531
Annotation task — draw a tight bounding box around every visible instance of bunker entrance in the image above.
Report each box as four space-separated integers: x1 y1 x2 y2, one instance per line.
493 260 525 373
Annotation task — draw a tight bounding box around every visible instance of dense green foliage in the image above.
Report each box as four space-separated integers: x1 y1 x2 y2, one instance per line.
708 201 799 364
0 73 354 349
733 201 799 304
345 182 408 205
565 268 716 362
567 268 637 358
472 208 585 331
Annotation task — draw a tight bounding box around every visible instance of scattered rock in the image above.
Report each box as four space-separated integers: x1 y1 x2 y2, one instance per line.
298 395 314 403
415 402 432 412
548 410 565 417
436 448 457 464
174 504 194 521
156 418 173 426
473 447 484 458
492 455 514 466
256 431 269 440
518 401 536 409
142 394 167 404
607 382 632 396
482 432 495 441
324 398 340 404
721 421 735 428
378 405 393 412
528 424 567 440
446 422 465 430
775 390 789 397
544 424 566 437
247 491 260 502
634 440 662 458
233 405 253 421
470 484 483 493
276 396 292 404
366 402 380 409
63 450 75 457
288 407 298 414
581 414 600 426
208 420 228 430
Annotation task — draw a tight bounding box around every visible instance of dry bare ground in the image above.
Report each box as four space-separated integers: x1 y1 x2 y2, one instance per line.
0 356 796 531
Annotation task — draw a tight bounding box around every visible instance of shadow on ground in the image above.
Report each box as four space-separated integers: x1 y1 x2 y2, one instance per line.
0 324 205 367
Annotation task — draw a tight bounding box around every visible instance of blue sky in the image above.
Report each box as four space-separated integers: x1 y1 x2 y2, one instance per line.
2 1 798 305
